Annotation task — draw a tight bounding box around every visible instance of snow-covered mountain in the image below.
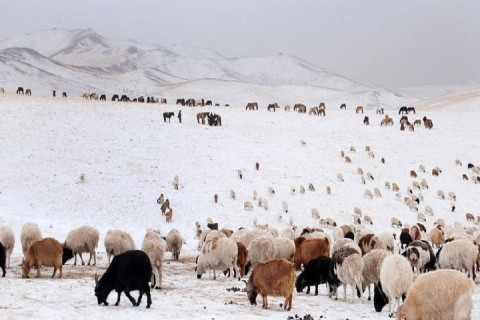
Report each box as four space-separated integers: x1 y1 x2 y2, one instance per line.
0 28 416 107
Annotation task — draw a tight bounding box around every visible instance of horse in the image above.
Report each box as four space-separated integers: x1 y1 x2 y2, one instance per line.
340 103 346 109
138 96 145 103
163 112 175 122
53 90 56 97
208 113 221 126
414 119 421 126
376 107 384 114
318 108 325 116
319 102 326 109
62 92 67 98
293 104 306 113
267 103 278 112
160 98 167 104
308 107 318 115
423 116 433 129
363 116 369 125
355 106 364 114
186 98 195 106
111 94 119 101
176 98 185 105
246 102 258 110
100 94 106 101
197 112 209 124
398 106 408 114
16 87 24 94
25 89 32 95
120 95 129 102
407 107 416 114
0 87 5 94
90 92 98 100
206 100 212 106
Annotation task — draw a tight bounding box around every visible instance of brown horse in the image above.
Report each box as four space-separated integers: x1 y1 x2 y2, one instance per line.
163 112 175 122
267 103 279 112
423 117 433 129
318 108 325 116
294 104 306 113
319 102 326 109
340 103 346 109
363 116 369 125
246 102 258 110
308 107 318 115
197 112 209 124
355 106 364 114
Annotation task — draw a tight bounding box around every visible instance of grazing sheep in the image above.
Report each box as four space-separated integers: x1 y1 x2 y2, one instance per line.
420 178 429 189
410 170 417 178
262 198 269 210
360 176 366 184
417 212 426 222
368 151 375 158
311 208 319 219
166 228 182 260
238 169 243 179
466 213 475 222
448 191 457 201
364 215 373 225
245 236 275 274
385 181 391 189
22 238 63 278
246 259 296 311
357 168 364 176
364 189 373 199
272 237 296 261
196 237 238 280
424 205 434 216
366 172 374 181
391 217 402 228
296 256 331 295
437 190 445 199
361 249 392 301
396 269 475 320
375 254 414 316
350 146 356 152
412 181 421 190
345 156 352 163
434 218 446 228
419 164 426 173
404 240 436 273
20 223 42 256
392 183 400 192
64 225 99 266
436 239 478 279
354 207 362 217
455 159 463 166
142 235 165 289
156 193 164 204
104 230 136 265
244 201 253 211
374 188 382 198
230 189 236 199
267 186 275 195
299 185 306 194
429 226 445 248
337 173 344 182
463 174 469 181
0 226 15 268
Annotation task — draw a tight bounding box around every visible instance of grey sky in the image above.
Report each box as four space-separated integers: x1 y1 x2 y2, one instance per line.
1 0 479 90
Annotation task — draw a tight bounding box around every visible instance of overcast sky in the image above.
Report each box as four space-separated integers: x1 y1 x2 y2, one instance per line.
1 0 479 89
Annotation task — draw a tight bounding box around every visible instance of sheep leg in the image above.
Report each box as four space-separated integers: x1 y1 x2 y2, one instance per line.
79 253 85 266
306 285 310 294
157 267 162 289
145 286 152 308
343 284 347 302
368 284 371 301
136 291 144 306
124 290 137 307
74 253 77 266
314 285 318 296
213 270 216 280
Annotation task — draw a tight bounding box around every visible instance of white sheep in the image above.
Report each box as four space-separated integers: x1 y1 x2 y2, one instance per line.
104 229 135 265
280 227 295 241
374 188 382 198
437 190 445 199
360 176 366 184
354 207 362 217
232 229 271 249
20 223 42 256
262 198 269 210
142 232 165 289
335 252 364 303
448 191 457 201
397 269 475 320
332 238 362 256
244 200 253 210
367 172 374 181
378 254 414 316
311 208 320 219
437 239 478 278
412 181 420 190
272 237 295 261
197 230 226 251
246 235 275 271
267 186 275 195
282 201 288 213
385 181 391 189
65 225 99 266
0 226 15 268
424 205 434 216
420 178 428 189
361 249 392 300
196 236 238 280
419 164 426 173
337 173 344 182
392 183 400 192
376 232 395 253
166 228 183 260
364 189 373 199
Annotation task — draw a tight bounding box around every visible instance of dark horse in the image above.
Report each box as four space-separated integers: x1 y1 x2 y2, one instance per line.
398 106 408 114
16 87 24 94
163 112 175 122
267 103 278 112
208 113 221 126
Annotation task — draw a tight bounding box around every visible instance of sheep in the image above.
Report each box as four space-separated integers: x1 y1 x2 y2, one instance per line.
429 226 445 248
368 151 375 158
364 189 373 199
255 162 259 170
424 205 434 216
396 269 475 320
357 168 364 176
296 256 331 295
410 170 417 178
160 199 170 214
400 228 413 249
245 236 275 274
345 156 352 163
374 188 382 198
367 172 374 181
409 225 422 241
391 217 402 228
0 243 5 277
231 229 271 249
466 213 475 222
326 186 332 195
272 237 296 261
448 191 457 201
244 201 253 211
358 234 383 255
280 228 295 241
455 159 463 166
361 249 392 301
294 237 330 270
404 240 436 273
20 223 42 256
376 232 395 253
412 181 421 190
104 230 136 265
22 237 63 278
238 169 243 179
267 186 275 195
353 207 362 217
165 208 173 222
350 146 356 152
156 193 164 204
327 246 360 300
311 208 320 219
361 176 366 184
436 239 478 279
246 259 296 311
364 215 373 225
64 225 99 266
165 228 182 261
141 235 164 289
262 198 269 210
308 183 315 191
381 157 385 164
0 226 15 268
437 190 445 199
299 185 306 194
336 252 364 303
337 173 344 182
196 236 238 280
214 194 218 203
463 174 469 181
419 164 426 173
332 238 362 256
385 181 391 189
374 254 414 316
434 218 446 228
392 183 400 192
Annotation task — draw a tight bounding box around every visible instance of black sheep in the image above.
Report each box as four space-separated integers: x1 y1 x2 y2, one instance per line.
95 250 152 308
344 231 355 240
295 256 331 295
0 242 6 277
400 229 412 249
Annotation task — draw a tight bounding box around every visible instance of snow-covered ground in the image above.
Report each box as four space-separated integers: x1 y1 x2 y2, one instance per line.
0 92 479 319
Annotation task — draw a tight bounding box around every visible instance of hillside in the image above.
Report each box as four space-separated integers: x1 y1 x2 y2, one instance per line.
0 28 416 108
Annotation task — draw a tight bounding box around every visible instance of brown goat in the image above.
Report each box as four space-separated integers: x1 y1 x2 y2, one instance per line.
22 238 63 278
161 199 170 214
293 237 330 270
246 259 295 311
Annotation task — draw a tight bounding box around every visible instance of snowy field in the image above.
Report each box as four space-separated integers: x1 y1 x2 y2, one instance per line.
0 93 479 319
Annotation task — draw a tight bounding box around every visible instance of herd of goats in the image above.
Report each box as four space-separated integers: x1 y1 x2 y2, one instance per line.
2 86 480 319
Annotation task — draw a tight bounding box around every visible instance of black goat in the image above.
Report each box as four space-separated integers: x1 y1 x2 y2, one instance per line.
296 256 331 295
95 250 152 308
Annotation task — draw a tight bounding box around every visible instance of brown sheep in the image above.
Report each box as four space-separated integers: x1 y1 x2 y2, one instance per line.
340 224 354 235
345 156 352 163
432 169 439 176
466 213 475 222
409 225 422 241
246 259 295 311
355 106 364 114
410 170 417 178
255 162 259 170
293 237 329 270
22 238 63 278
214 194 218 203
358 234 380 255
463 174 469 181
429 226 445 248
326 186 331 195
